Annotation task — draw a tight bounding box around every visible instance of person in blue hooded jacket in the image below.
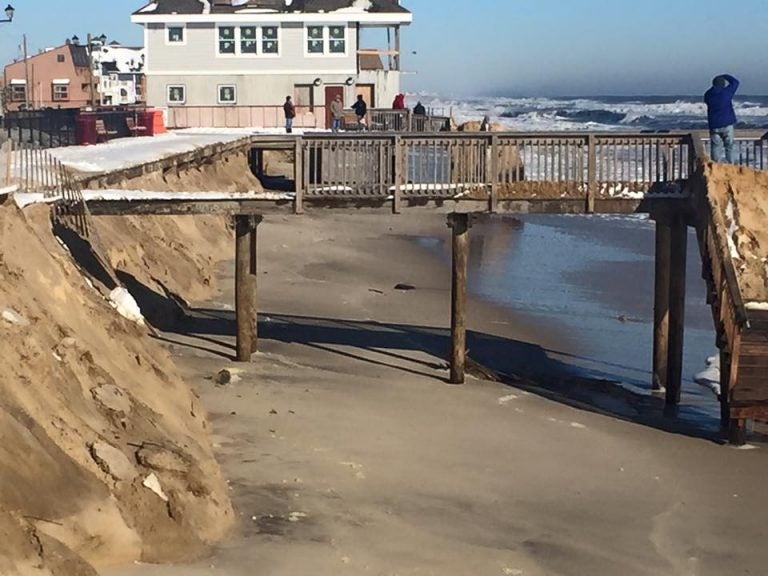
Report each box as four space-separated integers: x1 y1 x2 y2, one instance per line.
704 74 739 163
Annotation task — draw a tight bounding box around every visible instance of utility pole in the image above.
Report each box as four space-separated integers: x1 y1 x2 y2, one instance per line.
22 34 30 109
87 33 96 107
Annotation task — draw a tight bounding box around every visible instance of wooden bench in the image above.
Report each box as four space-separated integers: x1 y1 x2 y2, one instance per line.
126 116 148 137
95 119 118 142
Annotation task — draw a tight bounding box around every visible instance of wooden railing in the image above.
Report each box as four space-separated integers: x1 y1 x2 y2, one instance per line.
367 109 450 133
293 132 697 211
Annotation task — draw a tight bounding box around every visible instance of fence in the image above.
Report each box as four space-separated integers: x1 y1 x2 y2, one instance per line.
4 139 89 235
367 109 450 133
3 108 80 148
2 107 148 149
296 132 698 207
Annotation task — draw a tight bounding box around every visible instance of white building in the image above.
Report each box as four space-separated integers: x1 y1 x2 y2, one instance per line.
131 0 412 129
91 41 146 106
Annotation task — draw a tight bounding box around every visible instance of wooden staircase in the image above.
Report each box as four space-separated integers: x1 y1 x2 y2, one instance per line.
691 152 768 444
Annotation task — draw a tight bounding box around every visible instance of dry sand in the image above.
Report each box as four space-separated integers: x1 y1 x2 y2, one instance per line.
0 203 233 575
87 147 264 194
704 163 768 303
102 213 768 576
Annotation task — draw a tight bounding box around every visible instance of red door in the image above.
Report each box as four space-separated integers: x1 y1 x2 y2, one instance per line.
325 86 344 129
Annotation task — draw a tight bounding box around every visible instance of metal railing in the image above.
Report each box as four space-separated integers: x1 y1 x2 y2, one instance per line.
295 132 698 208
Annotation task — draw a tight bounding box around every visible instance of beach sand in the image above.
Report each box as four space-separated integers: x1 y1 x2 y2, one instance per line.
106 213 768 576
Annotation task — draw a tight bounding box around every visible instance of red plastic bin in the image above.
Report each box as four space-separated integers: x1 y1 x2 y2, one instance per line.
75 116 97 145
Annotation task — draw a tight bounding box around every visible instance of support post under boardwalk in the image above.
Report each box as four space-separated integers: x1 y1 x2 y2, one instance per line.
448 213 470 384
652 217 672 392
235 215 261 362
666 215 688 407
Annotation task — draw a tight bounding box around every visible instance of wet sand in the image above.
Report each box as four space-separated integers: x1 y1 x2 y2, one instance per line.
106 213 768 576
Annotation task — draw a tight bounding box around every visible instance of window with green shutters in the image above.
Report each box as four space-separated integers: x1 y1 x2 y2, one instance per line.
218 26 236 54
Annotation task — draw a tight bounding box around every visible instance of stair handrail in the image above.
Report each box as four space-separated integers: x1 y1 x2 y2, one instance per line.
688 131 749 330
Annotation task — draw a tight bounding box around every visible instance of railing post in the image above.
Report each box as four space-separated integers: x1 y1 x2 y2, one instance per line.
393 134 402 214
586 134 597 213
294 138 304 214
488 135 499 213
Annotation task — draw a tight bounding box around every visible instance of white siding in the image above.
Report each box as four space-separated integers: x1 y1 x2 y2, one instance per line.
146 22 357 74
147 73 363 107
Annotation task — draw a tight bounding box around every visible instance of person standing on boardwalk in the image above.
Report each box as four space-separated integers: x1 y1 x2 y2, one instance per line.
284 95 296 134
704 74 740 163
352 94 367 130
413 101 426 116
330 94 344 133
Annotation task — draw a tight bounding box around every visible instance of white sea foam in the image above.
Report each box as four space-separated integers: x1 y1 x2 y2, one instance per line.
411 93 768 133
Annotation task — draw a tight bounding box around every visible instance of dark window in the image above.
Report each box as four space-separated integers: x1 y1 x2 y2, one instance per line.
57 54 65 63
262 26 278 54
218 27 236 54
307 26 324 54
52 84 69 101
240 26 257 54
168 26 184 43
11 85 26 102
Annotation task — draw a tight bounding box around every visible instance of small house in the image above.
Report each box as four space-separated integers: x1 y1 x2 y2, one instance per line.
131 0 412 129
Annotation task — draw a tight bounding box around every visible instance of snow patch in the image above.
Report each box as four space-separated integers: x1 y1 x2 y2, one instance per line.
1 308 29 326
142 473 169 502
109 287 145 326
497 394 519 405
694 354 721 396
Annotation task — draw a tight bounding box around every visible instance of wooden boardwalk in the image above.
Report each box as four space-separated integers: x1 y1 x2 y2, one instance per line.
28 129 768 443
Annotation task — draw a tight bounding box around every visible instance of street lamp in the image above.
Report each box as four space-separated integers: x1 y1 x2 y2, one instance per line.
0 4 15 23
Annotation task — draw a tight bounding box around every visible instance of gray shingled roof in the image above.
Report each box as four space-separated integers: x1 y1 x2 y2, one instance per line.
68 45 90 68
134 0 409 16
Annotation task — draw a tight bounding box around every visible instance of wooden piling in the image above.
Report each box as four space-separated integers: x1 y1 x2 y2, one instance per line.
448 213 470 384
652 217 672 392
720 349 731 429
666 215 688 406
235 215 260 362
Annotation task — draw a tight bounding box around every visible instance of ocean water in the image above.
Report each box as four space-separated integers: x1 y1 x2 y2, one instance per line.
411 94 763 422
417 94 768 132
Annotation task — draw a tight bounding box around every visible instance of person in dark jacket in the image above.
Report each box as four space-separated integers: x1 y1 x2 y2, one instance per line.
704 74 739 163
283 95 296 134
352 94 367 129
413 101 426 116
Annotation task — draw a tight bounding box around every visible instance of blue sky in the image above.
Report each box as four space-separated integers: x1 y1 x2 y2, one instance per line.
1 0 764 97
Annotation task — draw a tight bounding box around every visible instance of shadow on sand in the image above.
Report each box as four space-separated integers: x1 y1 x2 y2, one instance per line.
121 272 728 444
